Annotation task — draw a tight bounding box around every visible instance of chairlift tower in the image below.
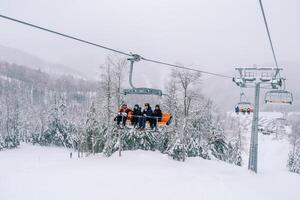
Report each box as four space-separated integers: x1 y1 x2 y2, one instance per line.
233 67 283 173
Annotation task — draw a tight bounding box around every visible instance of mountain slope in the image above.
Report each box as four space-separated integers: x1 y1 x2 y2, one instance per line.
0 139 298 200
0 45 90 79
0 112 298 200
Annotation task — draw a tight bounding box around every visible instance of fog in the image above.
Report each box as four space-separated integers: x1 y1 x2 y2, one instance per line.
0 0 299 86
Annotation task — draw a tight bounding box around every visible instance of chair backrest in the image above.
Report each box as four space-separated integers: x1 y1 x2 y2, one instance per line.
159 112 171 125
264 90 293 104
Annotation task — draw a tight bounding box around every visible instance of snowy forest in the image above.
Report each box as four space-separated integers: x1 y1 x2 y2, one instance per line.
1 55 300 174
0 56 243 166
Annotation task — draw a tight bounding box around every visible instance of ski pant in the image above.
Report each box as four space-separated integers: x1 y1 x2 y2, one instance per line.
116 115 127 126
139 117 154 129
131 116 141 128
152 117 161 128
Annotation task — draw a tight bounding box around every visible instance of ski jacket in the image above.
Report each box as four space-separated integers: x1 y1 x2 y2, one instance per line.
133 107 142 116
142 107 153 117
118 108 132 116
152 109 162 122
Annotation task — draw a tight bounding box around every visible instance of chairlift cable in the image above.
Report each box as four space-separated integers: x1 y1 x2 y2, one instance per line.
141 57 232 79
0 14 232 79
258 0 279 69
0 14 131 56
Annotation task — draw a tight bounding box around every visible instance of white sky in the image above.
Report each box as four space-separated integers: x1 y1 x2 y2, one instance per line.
0 0 299 84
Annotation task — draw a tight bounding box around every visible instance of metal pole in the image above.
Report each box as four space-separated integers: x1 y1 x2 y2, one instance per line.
181 117 187 162
248 82 260 173
275 121 278 139
128 59 136 89
119 115 124 157
118 131 122 157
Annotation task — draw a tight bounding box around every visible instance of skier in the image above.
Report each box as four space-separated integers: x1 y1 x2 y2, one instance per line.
131 104 142 128
115 104 132 127
235 105 240 114
152 104 162 129
247 107 251 114
139 103 153 130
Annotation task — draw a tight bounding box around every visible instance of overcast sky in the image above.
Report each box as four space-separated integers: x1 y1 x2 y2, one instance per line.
0 0 299 86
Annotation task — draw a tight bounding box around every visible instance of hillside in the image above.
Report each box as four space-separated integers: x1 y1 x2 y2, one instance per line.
0 45 91 79
0 135 298 200
0 112 299 200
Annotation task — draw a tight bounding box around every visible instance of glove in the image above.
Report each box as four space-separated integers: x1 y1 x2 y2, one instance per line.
122 112 127 117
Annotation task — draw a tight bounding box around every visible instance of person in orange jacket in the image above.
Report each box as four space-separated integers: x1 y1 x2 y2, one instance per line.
115 104 132 126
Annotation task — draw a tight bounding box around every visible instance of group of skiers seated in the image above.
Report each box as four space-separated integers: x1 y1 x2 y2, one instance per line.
115 103 163 130
235 106 252 114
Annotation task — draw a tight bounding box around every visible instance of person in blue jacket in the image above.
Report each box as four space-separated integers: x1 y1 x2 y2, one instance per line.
139 103 153 130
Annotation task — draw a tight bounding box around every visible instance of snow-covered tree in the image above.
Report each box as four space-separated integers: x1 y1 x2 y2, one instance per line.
162 69 234 163
85 101 107 154
287 117 300 174
98 55 127 126
36 94 73 147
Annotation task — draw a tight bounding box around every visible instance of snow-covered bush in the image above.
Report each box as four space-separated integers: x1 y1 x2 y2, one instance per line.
157 127 177 154
227 141 242 166
103 128 159 157
209 132 228 161
123 130 157 151
103 126 120 157
288 146 300 174
168 139 186 161
0 135 20 150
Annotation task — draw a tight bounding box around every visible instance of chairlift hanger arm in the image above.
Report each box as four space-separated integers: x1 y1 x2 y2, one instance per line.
125 54 163 96
127 54 142 89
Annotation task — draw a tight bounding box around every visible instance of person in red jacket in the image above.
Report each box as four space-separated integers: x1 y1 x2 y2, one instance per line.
116 104 132 126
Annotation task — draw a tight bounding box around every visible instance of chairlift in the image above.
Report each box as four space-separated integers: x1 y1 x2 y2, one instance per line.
234 91 253 114
235 102 254 114
264 90 293 105
117 54 172 129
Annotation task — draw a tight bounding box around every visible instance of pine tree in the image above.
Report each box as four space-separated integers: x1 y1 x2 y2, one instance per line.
103 126 119 157
168 139 185 161
288 146 300 174
287 117 300 174
157 127 177 154
85 102 107 154
39 95 73 147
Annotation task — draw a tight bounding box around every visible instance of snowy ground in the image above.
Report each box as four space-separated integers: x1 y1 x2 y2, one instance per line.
1 112 300 200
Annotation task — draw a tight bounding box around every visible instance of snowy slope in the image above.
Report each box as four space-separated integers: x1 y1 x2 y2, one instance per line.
0 45 90 79
0 141 299 200
0 112 299 200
